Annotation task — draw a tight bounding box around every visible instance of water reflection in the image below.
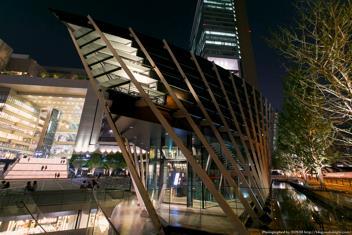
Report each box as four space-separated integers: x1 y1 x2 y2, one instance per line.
273 182 352 231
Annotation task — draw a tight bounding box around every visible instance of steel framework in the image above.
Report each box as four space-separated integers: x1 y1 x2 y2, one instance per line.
53 10 275 234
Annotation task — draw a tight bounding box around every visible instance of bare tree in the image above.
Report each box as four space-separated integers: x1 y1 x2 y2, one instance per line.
271 0 352 146
274 70 339 186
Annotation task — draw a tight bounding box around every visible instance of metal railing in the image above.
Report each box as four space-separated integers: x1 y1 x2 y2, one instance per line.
0 188 126 234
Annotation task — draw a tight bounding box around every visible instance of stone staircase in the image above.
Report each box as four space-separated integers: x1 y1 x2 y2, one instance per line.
4 157 68 179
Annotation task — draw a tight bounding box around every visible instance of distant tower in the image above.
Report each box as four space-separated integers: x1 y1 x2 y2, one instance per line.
190 0 258 88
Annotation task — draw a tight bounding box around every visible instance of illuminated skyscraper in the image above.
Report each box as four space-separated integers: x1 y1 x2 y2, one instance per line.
190 0 258 87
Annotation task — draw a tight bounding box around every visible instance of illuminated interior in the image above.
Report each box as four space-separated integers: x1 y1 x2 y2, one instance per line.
22 95 84 158
207 56 240 71
0 208 109 234
0 89 40 158
0 88 84 159
69 24 165 105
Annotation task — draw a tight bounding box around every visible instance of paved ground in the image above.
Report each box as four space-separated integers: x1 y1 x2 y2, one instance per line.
1 179 78 191
109 197 239 235
0 177 262 234
0 176 131 191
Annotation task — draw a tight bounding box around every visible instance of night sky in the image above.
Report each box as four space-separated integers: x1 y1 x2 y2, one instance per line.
0 0 295 109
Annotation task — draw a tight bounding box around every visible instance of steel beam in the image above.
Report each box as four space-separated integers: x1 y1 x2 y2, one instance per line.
230 75 267 194
139 150 146 187
67 22 164 234
163 40 262 216
259 97 269 190
242 81 263 182
252 87 269 192
191 56 264 206
211 64 265 201
129 28 250 232
87 17 248 234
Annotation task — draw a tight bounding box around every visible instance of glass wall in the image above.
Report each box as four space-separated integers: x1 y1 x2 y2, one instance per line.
0 89 85 159
0 88 40 159
36 109 60 158
0 209 112 234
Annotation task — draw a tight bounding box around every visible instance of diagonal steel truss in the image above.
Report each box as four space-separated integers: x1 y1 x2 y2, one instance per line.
162 41 263 217
62 14 275 235
65 21 164 234
130 29 258 228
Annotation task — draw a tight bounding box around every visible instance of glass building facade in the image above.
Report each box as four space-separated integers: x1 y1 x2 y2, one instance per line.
191 0 241 73
190 0 258 88
52 9 274 232
0 87 85 159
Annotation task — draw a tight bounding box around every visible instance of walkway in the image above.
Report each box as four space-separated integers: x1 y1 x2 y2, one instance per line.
306 178 352 193
1 179 79 191
108 196 245 235
1 176 130 191
272 175 352 193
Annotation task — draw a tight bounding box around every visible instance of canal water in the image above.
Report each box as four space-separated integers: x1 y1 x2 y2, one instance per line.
272 182 352 231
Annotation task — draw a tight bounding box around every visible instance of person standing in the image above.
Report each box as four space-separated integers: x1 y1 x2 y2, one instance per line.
1 181 5 189
25 182 32 192
32 181 37 191
80 180 87 189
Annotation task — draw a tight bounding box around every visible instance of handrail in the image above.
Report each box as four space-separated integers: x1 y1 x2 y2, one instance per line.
0 186 23 192
16 200 47 234
91 188 120 235
2 158 19 177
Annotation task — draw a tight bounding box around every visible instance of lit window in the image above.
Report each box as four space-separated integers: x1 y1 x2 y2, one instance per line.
205 30 236 37
204 0 233 6
205 40 236 46
206 5 233 10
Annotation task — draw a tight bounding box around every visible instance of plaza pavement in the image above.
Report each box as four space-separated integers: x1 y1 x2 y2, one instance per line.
0 176 130 191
